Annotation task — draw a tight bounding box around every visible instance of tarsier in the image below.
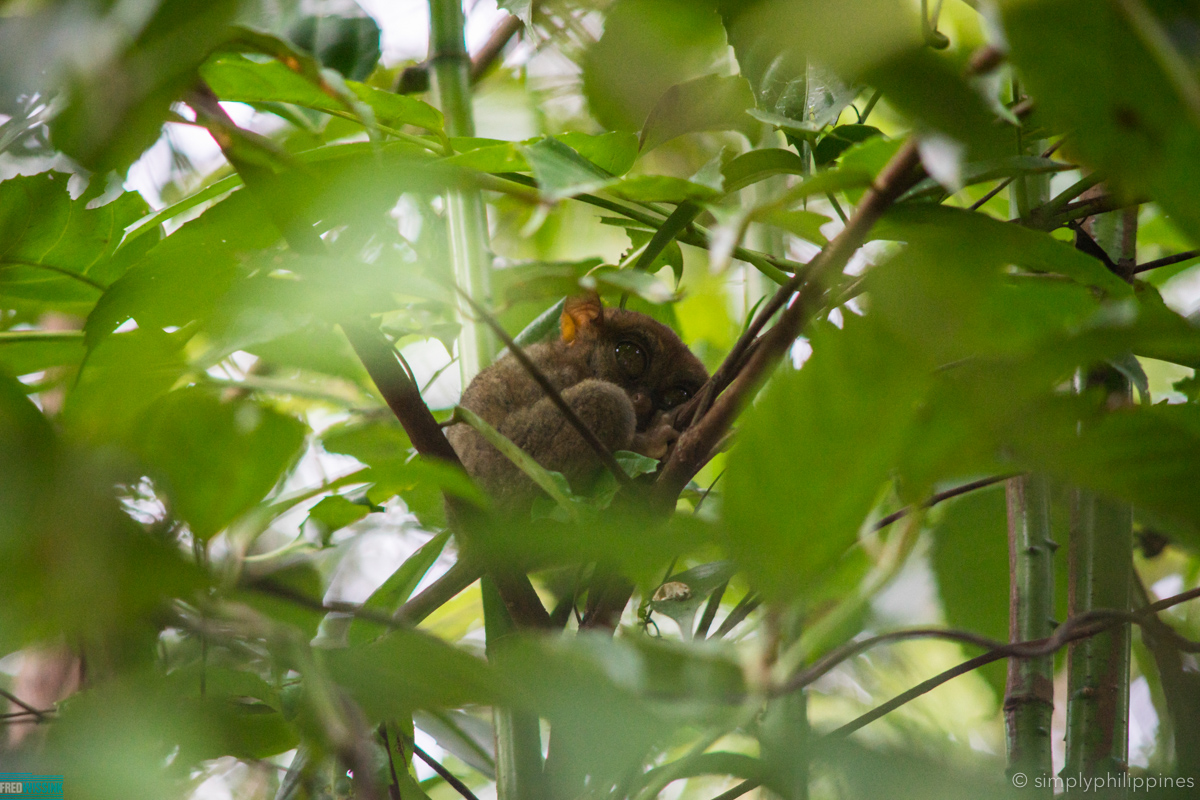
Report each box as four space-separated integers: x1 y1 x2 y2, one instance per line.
447 294 709 511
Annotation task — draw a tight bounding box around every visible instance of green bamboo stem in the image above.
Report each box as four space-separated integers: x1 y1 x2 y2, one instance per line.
481 576 545 800
1005 474 1057 793
1004 124 1057 793
1063 199 1137 786
1065 491 1134 779
428 0 495 383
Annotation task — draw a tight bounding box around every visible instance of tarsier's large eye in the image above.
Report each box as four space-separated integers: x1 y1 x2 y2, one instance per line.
660 386 692 409
614 340 648 378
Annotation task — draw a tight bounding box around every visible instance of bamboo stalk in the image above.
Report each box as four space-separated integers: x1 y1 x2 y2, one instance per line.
482 576 546 800
1005 474 1057 793
427 0 495 383
1004 119 1057 794
1063 197 1137 785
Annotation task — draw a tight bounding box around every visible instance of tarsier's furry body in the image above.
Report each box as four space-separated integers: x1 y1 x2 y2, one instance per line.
447 296 708 511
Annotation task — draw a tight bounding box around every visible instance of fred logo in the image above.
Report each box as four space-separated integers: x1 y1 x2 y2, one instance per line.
0 774 63 799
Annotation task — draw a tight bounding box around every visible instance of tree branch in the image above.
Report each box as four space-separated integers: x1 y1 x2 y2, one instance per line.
341 321 462 465
1133 249 1200 274
411 738 483 800
190 82 549 631
654 140 925 505
870 474 1016 532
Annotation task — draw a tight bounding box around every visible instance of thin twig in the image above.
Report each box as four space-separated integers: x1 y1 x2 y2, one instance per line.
857 90 882 125
379 724 404 800
0 709 55 722
245 580 412 630
692 469 725 514
1133 249 1200 274
969 139 1065 211
710 779 762 800
412 740 482 800
455 287 633 489
827 586 1200 737
871 474 1016 532
0 687 47 721
783 628 1008 695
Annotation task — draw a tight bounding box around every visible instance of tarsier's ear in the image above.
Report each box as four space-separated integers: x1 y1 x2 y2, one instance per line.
560 293 604 344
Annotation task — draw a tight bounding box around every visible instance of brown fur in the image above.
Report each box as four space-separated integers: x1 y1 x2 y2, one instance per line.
446 297 708 512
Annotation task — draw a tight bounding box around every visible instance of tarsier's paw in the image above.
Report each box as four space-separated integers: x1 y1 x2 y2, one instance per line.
630 420 679 461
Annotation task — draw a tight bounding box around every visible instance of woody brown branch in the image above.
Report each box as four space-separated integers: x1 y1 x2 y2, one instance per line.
653 140 925 506
188 83 549 631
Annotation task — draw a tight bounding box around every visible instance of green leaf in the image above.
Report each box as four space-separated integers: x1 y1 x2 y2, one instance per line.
615 450 661 479
556 131 640 176
873 205 1133 297
49 0 243 172
86 189 279 347
201 53 443 133
493 633 743 782
442 141 529 173
865 48 1008 158
135 388 308 540
43 678 224 799
0 330 86 377
324 629 499 719
813 124 883 166
1014 400 1200 547
633 202 701 281
639 74 757 153
287 14 382 82
582 0 730 132
929 483 1010 695
1 373 204 649
723 314 928 599
413 709 496 780
322 417 484 525
521 137 615 202
1 173 151 315
650 561 738 637
745 109 824 138
759 208 831 245
721 148 809 193
498 0 533 27
347 531 451 646
718 0 918 86
245 323 366 383
321 418 413 464
607 175 722 204
306 495 370 543
1005 0 1200 243
581 267 677 304
347 82 444 133
511 299 567 350
61 329 187 444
